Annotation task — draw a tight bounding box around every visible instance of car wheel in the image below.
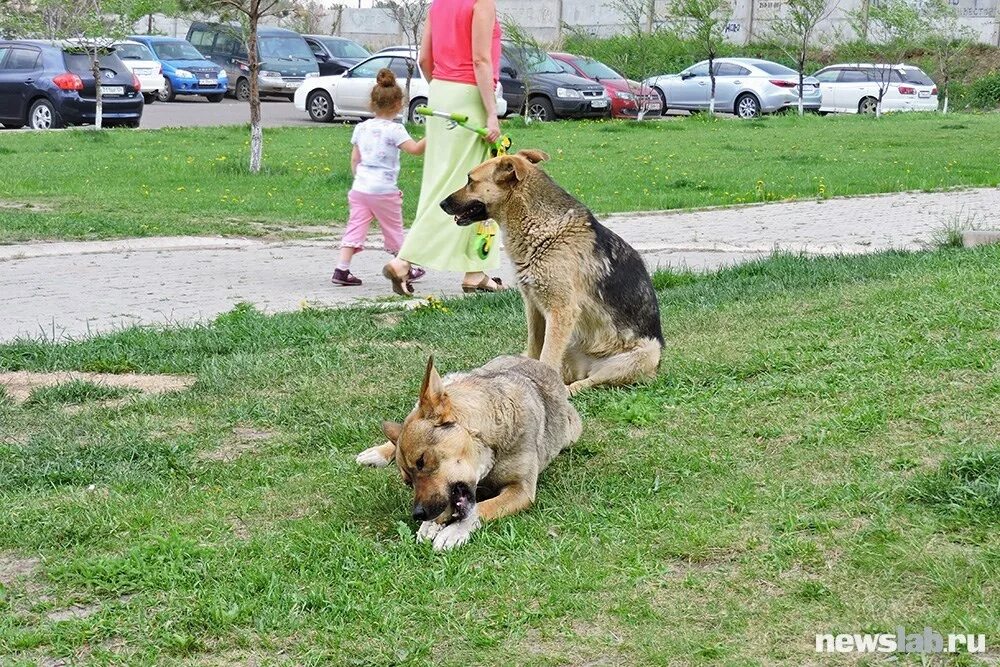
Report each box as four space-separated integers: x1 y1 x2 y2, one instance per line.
206 93 224 103
858 97 878 114
735 93 761 119
408 97 427 123
28 99 60 130
157 78 175 102
526 96 554 122
653 86 667 115
142 93 156 104
307 90 335 122
236 78 251 102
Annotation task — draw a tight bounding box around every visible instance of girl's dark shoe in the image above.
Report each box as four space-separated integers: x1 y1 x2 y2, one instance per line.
332 269 362 286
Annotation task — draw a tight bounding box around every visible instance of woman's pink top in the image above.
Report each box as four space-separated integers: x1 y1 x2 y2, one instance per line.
429 0 501 85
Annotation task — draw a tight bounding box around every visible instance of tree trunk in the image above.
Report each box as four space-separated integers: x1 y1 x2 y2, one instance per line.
248 11 263 173
708 55 715 116
798 67 804 116
92 55 103 130
147 13 153 33
942 76 949 113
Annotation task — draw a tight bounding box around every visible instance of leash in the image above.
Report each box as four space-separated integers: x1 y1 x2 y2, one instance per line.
415 105 509 260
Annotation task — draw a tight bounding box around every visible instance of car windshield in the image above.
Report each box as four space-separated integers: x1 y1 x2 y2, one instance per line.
753 61 798 76
151 40 205 61
259 36 314 61
507 45 563 74
322 38 369 59
115 42 155 60
899 67 934 85
63 50 126 75
574 57 622 80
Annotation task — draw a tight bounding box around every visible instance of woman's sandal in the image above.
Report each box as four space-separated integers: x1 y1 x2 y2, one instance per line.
462 275 507 294
382 264 414 296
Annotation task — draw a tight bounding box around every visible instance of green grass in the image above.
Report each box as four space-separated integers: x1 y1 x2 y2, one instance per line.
23 380 136 407
3 112 1000 242
2 246 999 664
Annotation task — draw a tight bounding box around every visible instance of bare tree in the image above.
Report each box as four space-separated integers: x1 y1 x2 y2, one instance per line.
768 0 837 115
501 15 543 121
379 0 428 104
669 0 732 115
922 0 976 113
606 0 660 119
848 0 923 117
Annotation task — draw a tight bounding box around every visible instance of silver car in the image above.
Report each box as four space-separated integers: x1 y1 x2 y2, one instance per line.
644 58 822 118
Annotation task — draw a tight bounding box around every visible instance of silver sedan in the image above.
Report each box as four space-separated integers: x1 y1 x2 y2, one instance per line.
644 58 822 118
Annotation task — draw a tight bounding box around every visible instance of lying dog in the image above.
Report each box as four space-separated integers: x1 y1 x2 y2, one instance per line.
441 149 664 394
356 355 581 551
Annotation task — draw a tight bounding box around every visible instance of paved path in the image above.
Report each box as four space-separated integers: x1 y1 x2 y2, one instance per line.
2 188 998 343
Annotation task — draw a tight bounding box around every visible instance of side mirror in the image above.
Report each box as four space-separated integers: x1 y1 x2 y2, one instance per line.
316 53 329 62
501 66 517 78
680 72 694 80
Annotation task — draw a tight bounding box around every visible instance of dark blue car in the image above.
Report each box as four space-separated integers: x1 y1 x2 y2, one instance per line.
128 35 227 103
0 40 144 130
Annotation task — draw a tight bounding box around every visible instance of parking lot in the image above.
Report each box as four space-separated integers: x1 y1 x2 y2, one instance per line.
139 96 312 129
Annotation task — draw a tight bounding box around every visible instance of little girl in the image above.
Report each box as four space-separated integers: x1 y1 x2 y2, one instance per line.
332 69 426 287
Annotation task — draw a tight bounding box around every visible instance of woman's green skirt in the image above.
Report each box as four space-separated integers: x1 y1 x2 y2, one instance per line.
398 79 500 273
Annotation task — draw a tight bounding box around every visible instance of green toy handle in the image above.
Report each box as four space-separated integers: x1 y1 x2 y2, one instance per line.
414 105 509 154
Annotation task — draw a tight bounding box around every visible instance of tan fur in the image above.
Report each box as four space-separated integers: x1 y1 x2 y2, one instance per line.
442 150 663 394
357 355 582 550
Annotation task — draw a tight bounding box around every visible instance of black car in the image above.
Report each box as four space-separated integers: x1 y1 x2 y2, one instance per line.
499 41 609 121
304 35 370 77
0 40 143 130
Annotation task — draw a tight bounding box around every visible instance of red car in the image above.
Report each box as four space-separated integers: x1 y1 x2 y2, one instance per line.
550 52 662 118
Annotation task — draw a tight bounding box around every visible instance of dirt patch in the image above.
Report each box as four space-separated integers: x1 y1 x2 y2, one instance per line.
197 426 276 463
0 552 40 585
47 603 102 622
228 515 251 540
0 200 54 212
62 397 133 414
0 371 196 404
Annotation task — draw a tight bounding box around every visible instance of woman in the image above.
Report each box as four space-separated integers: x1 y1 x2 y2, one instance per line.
382 0 505 295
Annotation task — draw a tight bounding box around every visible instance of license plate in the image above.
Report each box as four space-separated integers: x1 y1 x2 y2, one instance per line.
647 102 662 110
591 99 608 108
136 68 153 75
101 86 124 96
285 81 299 88
918 91 930 98
200 78 218 86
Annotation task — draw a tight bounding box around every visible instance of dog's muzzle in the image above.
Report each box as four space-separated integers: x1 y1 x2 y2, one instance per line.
412 498 448 522
440 196 488 227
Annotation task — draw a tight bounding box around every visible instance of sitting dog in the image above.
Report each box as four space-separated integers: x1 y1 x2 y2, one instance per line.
440 149 664 394
356 355 581 551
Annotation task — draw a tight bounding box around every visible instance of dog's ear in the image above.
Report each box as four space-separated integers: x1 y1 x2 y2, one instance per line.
382 420 402 444
494 155 534 184
516 149 549 164
418 356 454 424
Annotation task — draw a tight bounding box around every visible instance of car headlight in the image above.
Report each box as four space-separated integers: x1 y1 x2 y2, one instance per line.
615 91 636 100
175 69 194 78
260 71 282 79
218 70 227 79
556 87 582 99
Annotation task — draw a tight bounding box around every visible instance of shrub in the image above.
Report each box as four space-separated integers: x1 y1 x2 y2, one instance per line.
966 70 1000 110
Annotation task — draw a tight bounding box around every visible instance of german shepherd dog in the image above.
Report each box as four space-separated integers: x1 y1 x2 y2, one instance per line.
440 150 664 394
356 355 582 551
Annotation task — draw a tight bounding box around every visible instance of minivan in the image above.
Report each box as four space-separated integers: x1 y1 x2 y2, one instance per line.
187 22 318 101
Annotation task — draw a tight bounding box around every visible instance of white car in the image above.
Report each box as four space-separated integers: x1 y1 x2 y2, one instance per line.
813 63 938 114
294 50 506 123
113 40 165 104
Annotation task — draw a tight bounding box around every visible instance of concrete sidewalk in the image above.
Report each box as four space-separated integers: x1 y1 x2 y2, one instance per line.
2 187 998 343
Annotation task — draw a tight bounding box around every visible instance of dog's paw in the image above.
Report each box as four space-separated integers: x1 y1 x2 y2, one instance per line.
416 520 444 543
432 516 481 551
355 443 393 468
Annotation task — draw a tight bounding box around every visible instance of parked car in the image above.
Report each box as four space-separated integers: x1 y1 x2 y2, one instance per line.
113 39 164 104
129 35 228 103
187 22 318 101
644 58 821 118
813 63 938 114
295 52 430 123
500 42 608 121
550 52 661 118
0 40 143 130
303 35 369 76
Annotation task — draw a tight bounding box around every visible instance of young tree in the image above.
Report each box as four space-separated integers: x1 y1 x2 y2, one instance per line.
379 0 428 104
500 16 543 121
606 0 659 119
668 0 732 115
848 0 923 117
767 0 837 115
922 0 976 113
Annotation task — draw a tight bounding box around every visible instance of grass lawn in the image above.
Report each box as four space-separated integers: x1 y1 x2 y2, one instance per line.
2 247 999 664
2 112 1000 243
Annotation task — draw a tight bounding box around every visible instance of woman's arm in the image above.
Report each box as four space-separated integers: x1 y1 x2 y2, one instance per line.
419 20 433 83
471 0 500 141
351 145 361 175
